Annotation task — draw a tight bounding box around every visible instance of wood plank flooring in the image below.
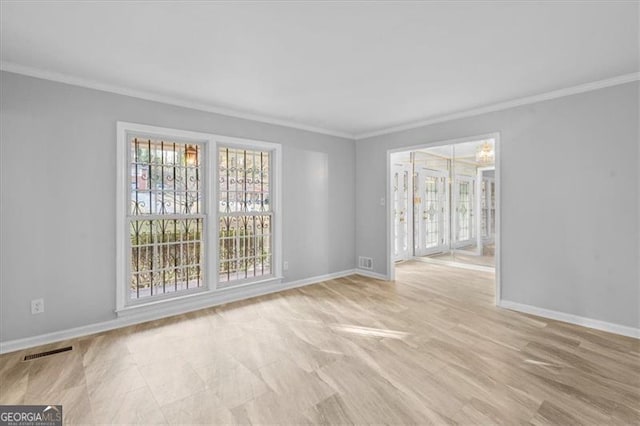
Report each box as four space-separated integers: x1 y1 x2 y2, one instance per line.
428 251 495 267
1 261 638 424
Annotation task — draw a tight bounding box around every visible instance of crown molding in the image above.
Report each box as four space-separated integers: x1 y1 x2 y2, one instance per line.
0 61 354 139
2 61 637 141
355 72 640 140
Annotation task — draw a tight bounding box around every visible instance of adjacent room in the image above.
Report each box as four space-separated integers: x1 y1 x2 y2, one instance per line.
391 137 497 270
1 1 638 425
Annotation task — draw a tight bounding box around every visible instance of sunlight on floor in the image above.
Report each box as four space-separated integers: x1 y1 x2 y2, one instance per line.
329 324 409 339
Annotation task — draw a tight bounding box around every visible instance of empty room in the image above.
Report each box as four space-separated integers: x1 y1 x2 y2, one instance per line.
0 1 638 425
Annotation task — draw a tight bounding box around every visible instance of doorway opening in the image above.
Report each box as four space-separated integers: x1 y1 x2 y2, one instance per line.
387 134 500 302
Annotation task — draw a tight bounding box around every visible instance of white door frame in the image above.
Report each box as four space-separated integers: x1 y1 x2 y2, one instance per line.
386 132 502 305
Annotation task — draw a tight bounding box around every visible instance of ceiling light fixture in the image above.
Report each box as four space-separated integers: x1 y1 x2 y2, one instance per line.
475 141 495 164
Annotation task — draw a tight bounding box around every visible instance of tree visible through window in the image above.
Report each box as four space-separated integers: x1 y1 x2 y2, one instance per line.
128 137 203 300
218 147 272 284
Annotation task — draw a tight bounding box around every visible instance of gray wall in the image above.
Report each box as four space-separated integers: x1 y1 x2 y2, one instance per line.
356 82 639 329
1 71 638 342
0 71 355 342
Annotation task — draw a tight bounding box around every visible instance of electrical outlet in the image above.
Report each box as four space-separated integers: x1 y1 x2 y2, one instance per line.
31 298 44 315
380 197 386 206
283 261 289 271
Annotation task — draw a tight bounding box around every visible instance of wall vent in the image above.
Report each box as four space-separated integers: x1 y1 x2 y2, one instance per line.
358 256 373 270
23 346 73 361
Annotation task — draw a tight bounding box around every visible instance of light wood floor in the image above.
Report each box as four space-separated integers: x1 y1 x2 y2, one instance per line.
428 251 495 268
1 261 638 425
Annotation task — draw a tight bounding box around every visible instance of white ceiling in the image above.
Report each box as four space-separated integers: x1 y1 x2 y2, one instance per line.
1 2 638 138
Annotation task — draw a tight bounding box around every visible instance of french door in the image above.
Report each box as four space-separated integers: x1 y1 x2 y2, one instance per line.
480 177 495 243
392 163 411 261
453 175 475 248
414 168 448 256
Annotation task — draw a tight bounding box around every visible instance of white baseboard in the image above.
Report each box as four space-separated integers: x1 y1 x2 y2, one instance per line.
354 269 389 280
0 269 356 354
499 299 640 339
287 269 356 287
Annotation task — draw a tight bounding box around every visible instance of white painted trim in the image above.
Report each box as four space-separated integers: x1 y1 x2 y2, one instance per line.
0 269 356 355
289 269 356 286
115 123 127 313
494 134 502 304
356 72 640 139
354 269 388 280
2 62 637 141
386 152 395 282
499 300 640 339
0 61 352 139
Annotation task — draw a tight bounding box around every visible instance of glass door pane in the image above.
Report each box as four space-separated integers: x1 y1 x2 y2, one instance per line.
451 141 477 264
415 168 447 256
392 163 410 261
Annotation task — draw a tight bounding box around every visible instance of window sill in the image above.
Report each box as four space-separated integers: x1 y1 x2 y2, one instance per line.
115 276 284 320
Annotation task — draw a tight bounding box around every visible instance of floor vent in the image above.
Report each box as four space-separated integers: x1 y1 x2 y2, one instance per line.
23 346 73 361
359 256 373 270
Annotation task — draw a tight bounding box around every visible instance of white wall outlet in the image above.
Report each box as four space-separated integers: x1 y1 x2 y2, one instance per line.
31 298 44 315
283 261 289 271
380 197 386 206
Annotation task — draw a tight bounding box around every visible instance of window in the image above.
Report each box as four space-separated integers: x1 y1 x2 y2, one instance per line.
128 138 204 300
218 147 273 285
117 122 281 312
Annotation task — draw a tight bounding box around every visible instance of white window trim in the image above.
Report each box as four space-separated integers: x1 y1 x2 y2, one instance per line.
116 122 283 315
